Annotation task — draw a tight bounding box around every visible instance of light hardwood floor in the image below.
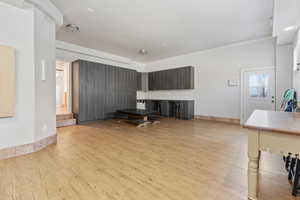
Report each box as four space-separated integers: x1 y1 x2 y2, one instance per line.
0 119 299 200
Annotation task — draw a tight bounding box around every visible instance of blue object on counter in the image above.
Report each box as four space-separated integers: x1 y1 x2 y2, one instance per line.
280 88 297 112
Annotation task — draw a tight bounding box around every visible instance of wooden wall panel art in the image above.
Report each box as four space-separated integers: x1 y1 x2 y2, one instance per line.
0 45 15 118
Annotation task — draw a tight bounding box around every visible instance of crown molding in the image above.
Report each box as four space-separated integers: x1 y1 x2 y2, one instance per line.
145 37 275 64
0 0 24 7
56 40 132 65
0 0 63 26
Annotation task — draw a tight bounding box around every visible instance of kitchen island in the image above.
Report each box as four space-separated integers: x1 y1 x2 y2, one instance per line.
244 110 300 200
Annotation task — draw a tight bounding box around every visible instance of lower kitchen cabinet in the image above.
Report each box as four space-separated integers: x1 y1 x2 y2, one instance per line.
145 100 194 120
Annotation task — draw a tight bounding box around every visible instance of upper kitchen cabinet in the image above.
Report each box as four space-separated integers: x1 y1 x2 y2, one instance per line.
148 66 194 90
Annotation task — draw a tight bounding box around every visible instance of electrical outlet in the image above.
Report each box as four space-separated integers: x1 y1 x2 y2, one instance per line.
41 60 46 81
42 124 47 133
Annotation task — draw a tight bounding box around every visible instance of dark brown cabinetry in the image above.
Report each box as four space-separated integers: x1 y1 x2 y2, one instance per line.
72 60 137 124
137 72 142 91
148 66 194 90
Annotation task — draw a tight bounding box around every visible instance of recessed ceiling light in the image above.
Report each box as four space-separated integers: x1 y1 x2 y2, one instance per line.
138 49 148 55
65 24 80 32
284 25 297 32
87 8 95 12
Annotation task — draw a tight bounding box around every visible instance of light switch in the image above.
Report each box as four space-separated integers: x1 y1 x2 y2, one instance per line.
41 60 46 81
227 80 239 87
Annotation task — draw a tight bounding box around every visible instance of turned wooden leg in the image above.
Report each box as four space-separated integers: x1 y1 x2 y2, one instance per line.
248 155 259 200
248 131 260 200
143 116 148 121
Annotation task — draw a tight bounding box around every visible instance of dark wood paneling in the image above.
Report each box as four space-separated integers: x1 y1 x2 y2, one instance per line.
137 72 142 91
160 101 169 117
72 60 137 123
105 66 117 119
95 63 106 120
189 66 195 89
148 66 194 91
145 100 155 110
141 73 148 91
148 72 154 90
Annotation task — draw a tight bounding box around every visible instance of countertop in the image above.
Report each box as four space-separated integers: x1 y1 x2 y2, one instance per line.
137 99 195 101
244 110 300 136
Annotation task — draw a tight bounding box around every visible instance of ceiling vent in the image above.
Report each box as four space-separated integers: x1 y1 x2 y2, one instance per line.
138 49 148 55
65 24 80 32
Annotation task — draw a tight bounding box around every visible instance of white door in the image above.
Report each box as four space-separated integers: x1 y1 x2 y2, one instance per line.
242 68 276 123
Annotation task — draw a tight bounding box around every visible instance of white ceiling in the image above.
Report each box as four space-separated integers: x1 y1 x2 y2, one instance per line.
273 0 300 45
52 0 274 62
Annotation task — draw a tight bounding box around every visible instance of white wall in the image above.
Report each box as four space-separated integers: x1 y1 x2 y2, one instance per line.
144 38 276 119
294 68 300 101
273 0 300 45
293 29 300 100
293 46 300 100
0 2 35 148
276 44 294 109
0 2 61 149
34 7 57 141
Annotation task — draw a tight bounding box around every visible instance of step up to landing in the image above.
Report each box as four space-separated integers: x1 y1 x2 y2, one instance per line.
56 113 76 128
56 118 76 128
56 112 74 121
